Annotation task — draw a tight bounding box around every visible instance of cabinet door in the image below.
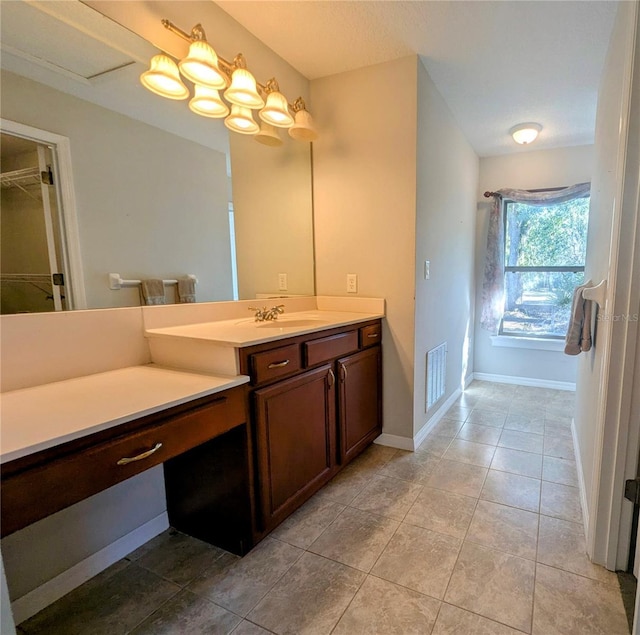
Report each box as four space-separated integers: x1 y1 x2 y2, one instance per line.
254 364 336 531
338 346 382 464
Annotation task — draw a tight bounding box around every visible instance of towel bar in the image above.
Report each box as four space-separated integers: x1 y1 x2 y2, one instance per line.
582 279 607 308
108 273 198 290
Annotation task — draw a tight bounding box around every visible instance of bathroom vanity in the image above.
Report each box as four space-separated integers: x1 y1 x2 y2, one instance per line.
1 301 384 566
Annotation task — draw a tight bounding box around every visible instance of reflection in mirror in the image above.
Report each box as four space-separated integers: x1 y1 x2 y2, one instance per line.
0 0 315 312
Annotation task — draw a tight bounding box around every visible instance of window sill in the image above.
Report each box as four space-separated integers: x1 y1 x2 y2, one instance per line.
490 335 565 352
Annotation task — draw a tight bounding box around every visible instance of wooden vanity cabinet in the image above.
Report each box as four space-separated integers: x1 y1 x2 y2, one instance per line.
240 319 382 536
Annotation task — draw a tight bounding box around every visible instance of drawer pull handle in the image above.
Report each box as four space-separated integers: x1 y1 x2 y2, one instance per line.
328 368 335 387
340 363 348 381
367 333 379 338
268 360 290 369
117 443 163 466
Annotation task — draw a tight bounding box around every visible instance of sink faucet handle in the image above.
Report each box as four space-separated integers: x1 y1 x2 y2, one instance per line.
272 304 285 314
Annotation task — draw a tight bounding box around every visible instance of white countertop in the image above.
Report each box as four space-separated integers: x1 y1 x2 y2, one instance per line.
0 365 249 464
145 310 384 347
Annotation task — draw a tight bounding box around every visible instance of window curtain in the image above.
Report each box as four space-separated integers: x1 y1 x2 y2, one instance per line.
480 182 591 333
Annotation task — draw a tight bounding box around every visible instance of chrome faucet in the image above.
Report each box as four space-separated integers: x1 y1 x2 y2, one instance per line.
249 304 285 322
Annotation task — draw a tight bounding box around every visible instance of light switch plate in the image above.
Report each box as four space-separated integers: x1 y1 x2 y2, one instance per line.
278 273 288 291
347 273 358 293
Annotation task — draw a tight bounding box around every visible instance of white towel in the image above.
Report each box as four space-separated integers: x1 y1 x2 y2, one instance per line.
564 284 593 355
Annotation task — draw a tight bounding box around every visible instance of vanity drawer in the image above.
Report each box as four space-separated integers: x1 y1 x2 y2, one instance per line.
304 330 359 367
250 343 302 385
360 323 382 347
1 387 246 537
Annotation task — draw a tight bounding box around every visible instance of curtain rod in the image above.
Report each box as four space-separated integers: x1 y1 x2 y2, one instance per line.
484 191 499 198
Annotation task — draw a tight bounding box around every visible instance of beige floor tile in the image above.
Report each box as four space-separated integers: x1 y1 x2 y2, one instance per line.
432 603 526 635
308 507 399 572
271 496 345 549
332 575 440 635
480 470 541 513
355 443 398 468
231 621 272 635
187 538 302 617
404 487 477 539
444 542 535 633
508 402 547 419
498 429 544 454
542 455 578 487
543 435 575 460
491 447 543 479
443 405 473 422
537 515 618 585
544 418 572 438
456 423 502 445
371 523 461 600
381 449 441 483
416 433 454 457
430 418 466 436
475 398 511 413
314 461 372 505
426 459 489 498
129 589 241 635
467 409 507 427
466 500 539 560
351 475 423 520
533 563 629 635
442 439 496 467
540 481 582 524
128 529 226 587
503 413 545 435
247 552 365 635
19 561 180 635
454 394 482 409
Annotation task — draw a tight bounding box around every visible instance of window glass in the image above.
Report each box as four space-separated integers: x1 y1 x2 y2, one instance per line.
501 196 589 338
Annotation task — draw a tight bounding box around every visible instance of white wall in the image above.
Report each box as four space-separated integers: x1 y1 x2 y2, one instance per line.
414 59 478 436
311 56 418 440
1 70 232 309
474 145 594 383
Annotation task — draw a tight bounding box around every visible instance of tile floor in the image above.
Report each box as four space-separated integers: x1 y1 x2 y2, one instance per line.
17 381 631 634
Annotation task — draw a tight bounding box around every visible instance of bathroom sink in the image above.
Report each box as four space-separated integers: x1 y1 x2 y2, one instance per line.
256 318 329 329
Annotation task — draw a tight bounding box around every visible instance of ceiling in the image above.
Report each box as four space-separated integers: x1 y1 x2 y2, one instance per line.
216 1 618 157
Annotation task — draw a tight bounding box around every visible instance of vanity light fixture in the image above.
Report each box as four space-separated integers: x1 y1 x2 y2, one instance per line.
225 104 260 135
289 98 319 142
140 19 319 145
510 122 542 145
189 84 229 118
140 54 189 100
254 122 283 147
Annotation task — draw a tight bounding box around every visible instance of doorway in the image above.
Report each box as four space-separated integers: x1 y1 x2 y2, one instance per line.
0 120 86 312
1 133 68 313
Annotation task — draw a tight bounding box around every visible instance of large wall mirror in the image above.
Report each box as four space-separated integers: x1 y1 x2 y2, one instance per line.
0 0 315 313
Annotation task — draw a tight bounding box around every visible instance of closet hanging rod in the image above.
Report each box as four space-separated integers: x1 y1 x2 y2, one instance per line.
108 273 198 290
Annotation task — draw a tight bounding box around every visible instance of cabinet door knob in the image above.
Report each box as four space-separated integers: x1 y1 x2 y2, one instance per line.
328 368 335 387
117 442 163 466
268 360 290 369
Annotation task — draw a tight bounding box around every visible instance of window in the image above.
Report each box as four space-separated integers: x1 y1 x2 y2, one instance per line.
500 193 590 338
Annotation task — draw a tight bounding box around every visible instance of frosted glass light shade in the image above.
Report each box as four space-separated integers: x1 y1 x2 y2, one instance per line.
178 40 226 89
254 123 283 147
510 122 542 145
224 68 264 109
189 85 229 118
140 54 189 100
288 109 318 142
259 91 294 128
225 105 259 134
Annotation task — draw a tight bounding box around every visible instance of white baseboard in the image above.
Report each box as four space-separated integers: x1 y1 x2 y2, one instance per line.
374 433 414 451
375 386 463 452
11 512 169 625
571 418 590 539
472 372 576 392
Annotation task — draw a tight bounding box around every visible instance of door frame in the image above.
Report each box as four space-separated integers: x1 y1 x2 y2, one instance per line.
587 1 640 572
0 118 86 310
